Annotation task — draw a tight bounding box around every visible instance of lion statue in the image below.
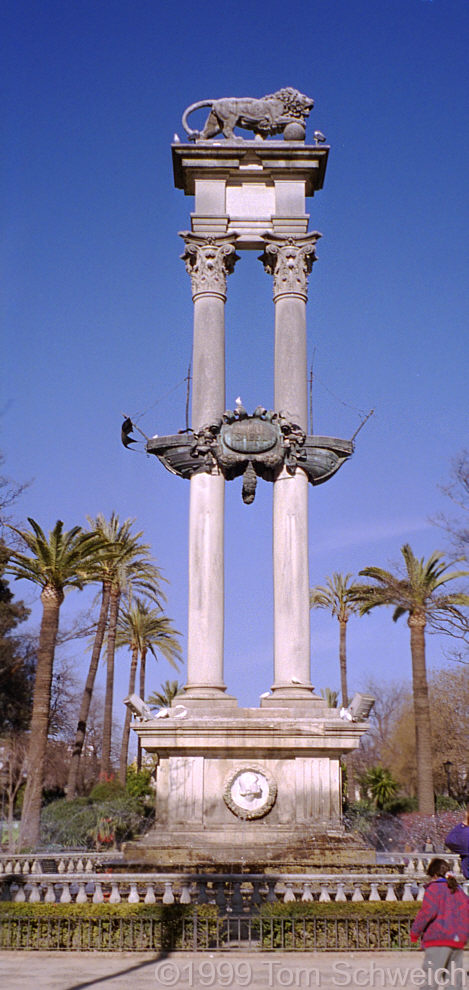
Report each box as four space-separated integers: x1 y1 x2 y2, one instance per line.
181 88 314 142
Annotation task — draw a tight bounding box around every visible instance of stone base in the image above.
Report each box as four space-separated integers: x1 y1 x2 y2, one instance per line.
128 700 373 872
123 825 375 871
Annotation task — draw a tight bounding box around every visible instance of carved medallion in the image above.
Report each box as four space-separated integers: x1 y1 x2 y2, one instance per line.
222 418 279 455
223 765 277 820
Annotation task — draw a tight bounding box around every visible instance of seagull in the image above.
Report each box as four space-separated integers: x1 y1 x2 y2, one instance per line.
173 133 181 143
313 130 326 144
291 676 302 685
235 396 247 418
172 705 188 719
260 691 271 699
155 707 170 719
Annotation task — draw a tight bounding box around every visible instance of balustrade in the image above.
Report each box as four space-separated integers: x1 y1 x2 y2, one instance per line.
3 870 467 907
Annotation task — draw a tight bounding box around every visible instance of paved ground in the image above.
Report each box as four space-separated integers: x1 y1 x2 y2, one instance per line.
1 950 468 990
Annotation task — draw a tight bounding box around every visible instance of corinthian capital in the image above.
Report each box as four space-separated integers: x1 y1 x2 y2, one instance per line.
259 232 321 300
180 232 239 299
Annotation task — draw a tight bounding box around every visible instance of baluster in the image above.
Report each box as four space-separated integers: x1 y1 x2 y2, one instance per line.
417 857 425 873
351 885 364 901
369 883 381 901
67 858 75 874
0 861 3 874
60 882 72 904
5 861 13 874
335 882 347 902
85 859 93 873
283 882 296 903
109 882 121 904
162 881 174 905
44 883 56 903
92 882 104 904
385 883 397 901
301 882 314 902
405 857 415 875
214 881 226 910
144 884 156 904
231 881 244 913
266 880 277 903
128 882 140 903
249 881 262 908
76 858 84 873
14 861 22 875
197 880 208 904
58 859 66 874
22 860 31 874
76 882 88 904
29 882 41 903
180 882 192 904
32 860 41 874
417 883 425 901
402 882 415 901
14 885 25 902
319 884 331 902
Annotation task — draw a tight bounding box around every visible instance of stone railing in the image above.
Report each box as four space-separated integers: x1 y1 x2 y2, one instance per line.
384 853 461 875
0 852 123 875
3 871 468 907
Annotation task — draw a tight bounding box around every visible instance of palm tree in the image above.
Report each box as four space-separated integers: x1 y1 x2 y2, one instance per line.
6 519 104 848
320 687 339 708
115 601 181 783
89 515 165 780
147 679 182 709
352 544 469 815
310 573 361 707
361 765 399 810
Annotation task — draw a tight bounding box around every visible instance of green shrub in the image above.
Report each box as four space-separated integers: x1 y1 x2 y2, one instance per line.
40 793 154 849
258 902 419 951
89 780 125 802
125 766 153 800
0 903 218 951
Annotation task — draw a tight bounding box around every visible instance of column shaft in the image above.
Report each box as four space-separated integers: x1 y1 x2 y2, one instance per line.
180 233 238 698
260 233 319 697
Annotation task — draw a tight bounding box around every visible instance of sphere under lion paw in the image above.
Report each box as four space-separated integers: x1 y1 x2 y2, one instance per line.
283 121 306 141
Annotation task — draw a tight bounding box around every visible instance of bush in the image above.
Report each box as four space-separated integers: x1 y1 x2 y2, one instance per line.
40 792 154 849
89 780 125 802
258 902 420 950
0 903 218 951
125 766 153 800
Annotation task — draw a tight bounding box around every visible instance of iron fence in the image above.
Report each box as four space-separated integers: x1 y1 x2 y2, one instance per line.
0 910 419 952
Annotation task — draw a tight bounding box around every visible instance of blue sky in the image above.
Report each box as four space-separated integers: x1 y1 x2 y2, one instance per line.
2 0 469 718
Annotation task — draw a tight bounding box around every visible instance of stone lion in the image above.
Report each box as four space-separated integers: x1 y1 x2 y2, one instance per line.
181 88 314 142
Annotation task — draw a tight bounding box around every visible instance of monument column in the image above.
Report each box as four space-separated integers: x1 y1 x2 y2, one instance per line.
180 233 239 697
260 233 320 697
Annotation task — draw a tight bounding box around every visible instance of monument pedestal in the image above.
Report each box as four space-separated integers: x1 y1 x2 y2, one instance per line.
125 698 375 870
127 96 374 870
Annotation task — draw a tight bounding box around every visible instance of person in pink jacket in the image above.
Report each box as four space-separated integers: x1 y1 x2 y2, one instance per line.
411 858 469 989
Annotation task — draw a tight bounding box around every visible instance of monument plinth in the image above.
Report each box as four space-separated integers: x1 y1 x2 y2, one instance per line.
125 89 373 868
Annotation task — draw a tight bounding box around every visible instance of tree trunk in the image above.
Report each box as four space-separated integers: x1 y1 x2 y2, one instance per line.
100 584 120 778
119 645 138 785
136 648 147 771
339 618 348 708
19 585 63 849
66 581 110 799
408 612 435 814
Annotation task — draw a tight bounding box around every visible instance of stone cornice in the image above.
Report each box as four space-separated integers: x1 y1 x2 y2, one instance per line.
172 142 329 197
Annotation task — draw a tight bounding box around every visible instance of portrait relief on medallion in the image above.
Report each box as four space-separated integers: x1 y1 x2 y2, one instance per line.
223 765 277 820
